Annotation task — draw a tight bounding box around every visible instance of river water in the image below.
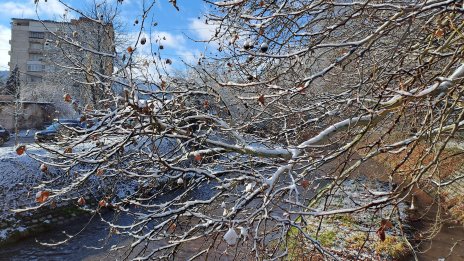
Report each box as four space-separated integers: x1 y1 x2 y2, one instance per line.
0 178 463 260
1 215 462 261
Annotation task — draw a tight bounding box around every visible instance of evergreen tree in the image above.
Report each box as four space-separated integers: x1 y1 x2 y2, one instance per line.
4 66 19 96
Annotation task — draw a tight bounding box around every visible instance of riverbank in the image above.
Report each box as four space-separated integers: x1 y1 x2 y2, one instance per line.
401 187 464 261
370 138 464 260
0 205 90 246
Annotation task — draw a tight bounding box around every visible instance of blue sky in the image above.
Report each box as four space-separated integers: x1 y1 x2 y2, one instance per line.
0 0 215 72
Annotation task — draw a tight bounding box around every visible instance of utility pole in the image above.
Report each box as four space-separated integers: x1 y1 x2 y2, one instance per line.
14 68 20 146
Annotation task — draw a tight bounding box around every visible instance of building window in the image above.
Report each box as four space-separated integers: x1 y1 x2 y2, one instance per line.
27 64 44 72
26 75 43 83
29 54 42 61
30 43 43 50
30 31 45 39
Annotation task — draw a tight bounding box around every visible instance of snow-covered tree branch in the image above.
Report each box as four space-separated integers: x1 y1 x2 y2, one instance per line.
17 0 464 259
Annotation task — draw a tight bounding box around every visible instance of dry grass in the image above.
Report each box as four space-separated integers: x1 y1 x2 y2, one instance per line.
374 236 408 259
361 133 464 223
374 143 464 180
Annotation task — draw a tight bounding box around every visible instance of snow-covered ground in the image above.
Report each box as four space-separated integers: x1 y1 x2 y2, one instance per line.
0 142 47 241
0 144 45 218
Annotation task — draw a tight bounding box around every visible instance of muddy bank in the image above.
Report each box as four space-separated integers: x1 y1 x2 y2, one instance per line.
402 188 464 261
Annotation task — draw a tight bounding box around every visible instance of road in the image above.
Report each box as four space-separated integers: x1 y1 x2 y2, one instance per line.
1 130 36 148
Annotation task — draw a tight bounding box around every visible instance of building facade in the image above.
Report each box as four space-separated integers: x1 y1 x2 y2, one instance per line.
8 18 60 84
8 17 114 107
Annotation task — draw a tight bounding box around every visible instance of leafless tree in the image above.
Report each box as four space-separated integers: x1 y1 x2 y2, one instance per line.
1 66 24 145
17 1 464 260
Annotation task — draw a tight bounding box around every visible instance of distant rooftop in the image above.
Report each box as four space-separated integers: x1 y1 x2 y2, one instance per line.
11 18 60 24
11 17 111 26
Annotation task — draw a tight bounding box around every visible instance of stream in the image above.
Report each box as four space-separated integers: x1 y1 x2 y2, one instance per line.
1 214 462 260
0 176 463 260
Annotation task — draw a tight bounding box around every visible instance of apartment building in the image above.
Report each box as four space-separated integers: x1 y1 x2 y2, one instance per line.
8 18 59 84
8 17 114 105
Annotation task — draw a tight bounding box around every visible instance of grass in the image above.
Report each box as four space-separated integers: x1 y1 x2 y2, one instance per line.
332 214 357 226
316 230 337 247
447 195 464 223
374 236 408 259
346 232 368 249
285 211 410 260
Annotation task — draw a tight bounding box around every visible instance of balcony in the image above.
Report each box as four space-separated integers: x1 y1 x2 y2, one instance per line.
29 32 45 39
26 75 43 83
27 62 45 72
29 38 44 44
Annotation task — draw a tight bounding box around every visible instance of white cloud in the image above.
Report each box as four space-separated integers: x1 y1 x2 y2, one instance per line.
0 25 11 71
176 50 200 64
189 18 218 42
0 0 66 19
0 2 36 17
37 0 67 17
116 30 196 78
120 30 198 66
152 31 187 50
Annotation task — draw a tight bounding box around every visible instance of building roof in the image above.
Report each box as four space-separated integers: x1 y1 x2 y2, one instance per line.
11 17 112 26
11 18 60 24
0 99 54 105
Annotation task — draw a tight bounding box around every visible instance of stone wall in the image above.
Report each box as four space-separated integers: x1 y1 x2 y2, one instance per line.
0 204 93 246
0 100 56 130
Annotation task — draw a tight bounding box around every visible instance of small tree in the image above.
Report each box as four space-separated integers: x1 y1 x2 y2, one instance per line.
4 66 22 145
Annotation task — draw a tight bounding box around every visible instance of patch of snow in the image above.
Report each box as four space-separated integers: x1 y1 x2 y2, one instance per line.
0 228 11 239
16 226 26 232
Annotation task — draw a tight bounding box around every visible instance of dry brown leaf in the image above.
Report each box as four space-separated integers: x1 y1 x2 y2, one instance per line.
96 168 104 176
99 199 107 207
36 191 50 203
301 179 310 189
77 197 86 206
376 227 386 241
257 95 265 105
40 164 48 172
63 93 72 102
435 28 444 38
16 145 26 155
